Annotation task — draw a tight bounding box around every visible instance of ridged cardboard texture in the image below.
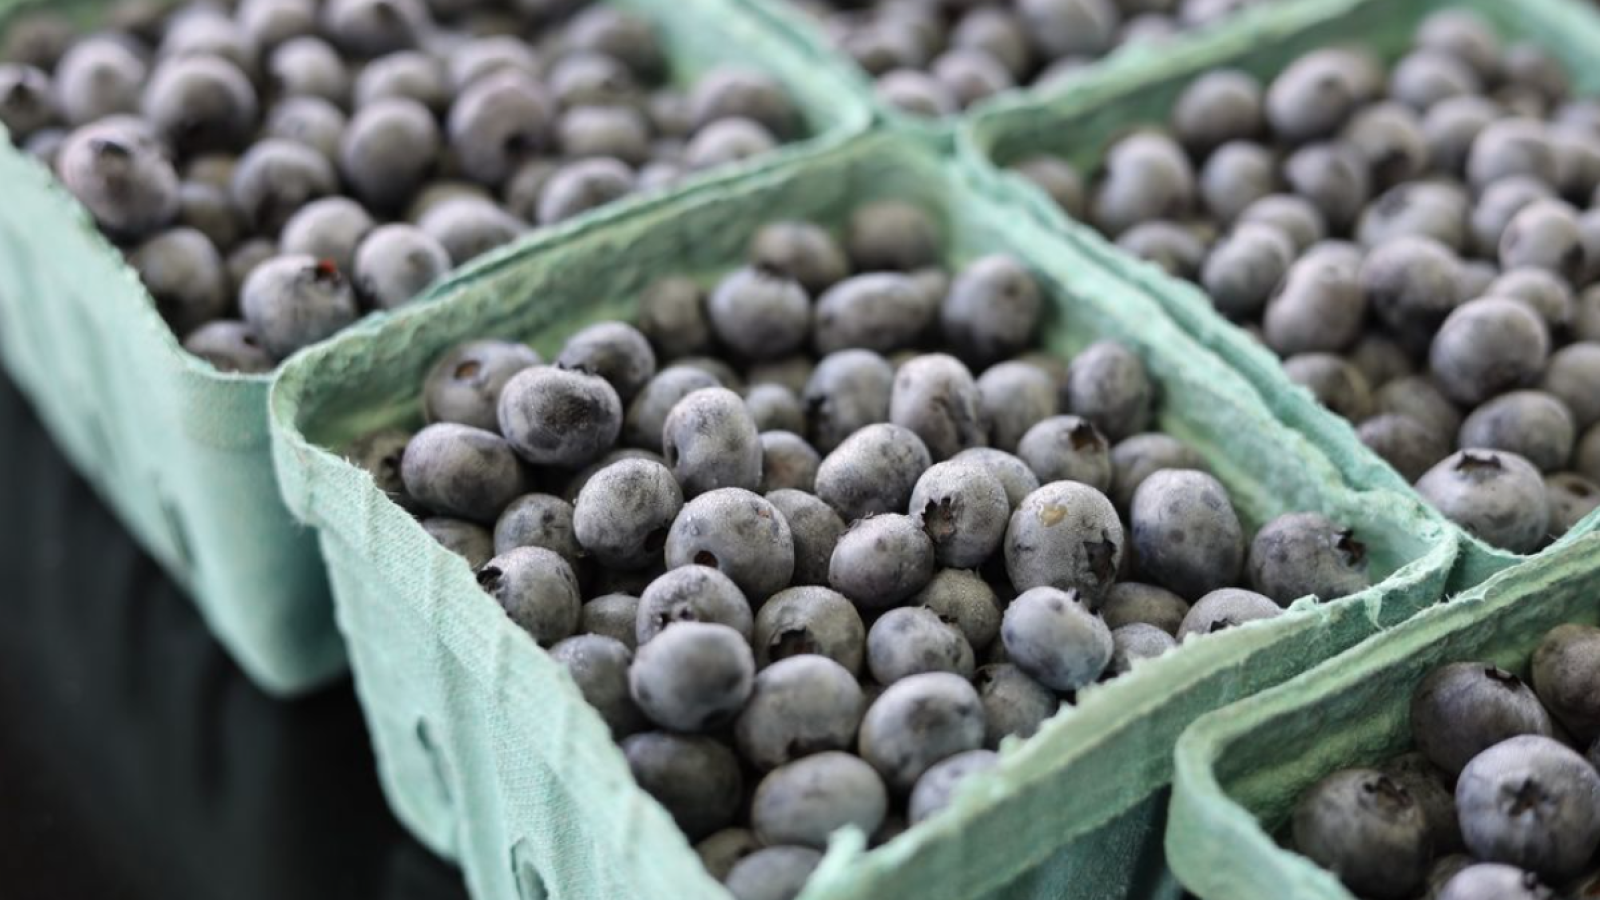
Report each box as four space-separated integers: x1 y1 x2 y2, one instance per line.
1168 530 1600 900
0 0 872 695
960 0 1600 589
270 131 1456 900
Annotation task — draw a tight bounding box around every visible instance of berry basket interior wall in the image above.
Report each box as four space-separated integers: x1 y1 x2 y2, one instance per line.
269 129 1456 900
0 0 872 696
1166 529 1600 900
958 0 1600 589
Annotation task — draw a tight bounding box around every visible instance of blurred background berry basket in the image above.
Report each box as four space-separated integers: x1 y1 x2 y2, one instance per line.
0 0 871 696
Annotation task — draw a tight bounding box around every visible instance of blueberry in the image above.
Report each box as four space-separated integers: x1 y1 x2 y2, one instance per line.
748 221 848 295
949 448 1041 511
1107 622 1177 676
913 569 1000 651
829 513 935 609
1545 472 1600 536
622 731 742 840
635 565 753 646
239 255 360 359
1389 49 1480 111
479 546 580 645
421 516 494 568
279 197 375 274
1500 199 1585 283
267 37 351 106
1540 344 1600 432
1415 451 1550 552
625 368 723 454
1065 341 1153 443
1013 154 1086 220
682 117 777 171
227 239 278 291
57 119 179 240
867 607 976 685
1530 624 1600 746
1471 176 1554 258
736 654 863 772
580 593 640 650
1092 132 1194 237
1265 48 1373 143
815 273 937 357
950 8 1030 80
571 458 682 570
763 491 847 589
1100 581 1190 636
320 0 426 57
1283 353 1375 421
53 38 147 126
556 322 657 405
974 664 1058 749
803 350 894 455
939 255 1043 367
667 488 794 603
352 223 452 310
1129 469 1242 600
695 828 761 882
1171 69 1261 155
500 159 557 222
537 157 635 226
629 621 754 733
230 138 338 235
662 388 762 497
1116 220 1209 279
1458 391 1575 474
1489 268 1574 331
1017 416 1113 492
1174 588 1281 640
1503 43 1569 104
1373 376 1464 438
543 50 634 108
1422 96 1500 176
687 66 794 140
888 354 986 463
1197 141 1276 224
751 584 864 674
1283 140 1371 231
1015 0 1118 59
1382 751 1463 855
1411 662 1556 777
750 752 887 850
1236 194 1327 253
1467 119 1557 190
342 426 416 512
551 634 646 739
856 672 984 792
1415 10 1500 80
1005 480 1123 603
174 180 243 254
1437 864 1554 900
1263 255 1367 356
723 847 821 900
637 277 712 360
706 267 810 360
1292 768 1432 899
0 64 57 140
354 50 448 113
130 227 230 336
907 749 998 827
1341 101 1429 187
929 50 1013 110
400 422 528 522
183 320 277 374
492 492 580 567
875 69 957 118
815 424 932 523
1001 586 1112 691
1247 512 1371 604
1455 735 1600 880
1 13 74 69
1355 181 1470 251
752 430 816 494
1199 223 1294 320
846 201 939 272
141 55 258 155
1358 414 1450 483
447 71 553 188
340 98 441 212
1106 433 1207 513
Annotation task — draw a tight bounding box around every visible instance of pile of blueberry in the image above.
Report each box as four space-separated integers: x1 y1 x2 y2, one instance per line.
1292 623 1600 900
1014 9 1600 552
792 0 1273 117
345 202 1373 898
0 0 801 371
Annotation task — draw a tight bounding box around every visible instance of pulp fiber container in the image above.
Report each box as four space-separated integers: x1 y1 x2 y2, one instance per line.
1167 529 1600 900
269 129 1457 900
960 0 1600 589
0 0 871 695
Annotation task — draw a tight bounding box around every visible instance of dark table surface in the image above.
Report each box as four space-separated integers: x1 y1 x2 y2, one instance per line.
0 374 471 900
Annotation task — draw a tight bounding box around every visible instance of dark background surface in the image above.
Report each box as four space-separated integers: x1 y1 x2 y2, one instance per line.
0 373 470 900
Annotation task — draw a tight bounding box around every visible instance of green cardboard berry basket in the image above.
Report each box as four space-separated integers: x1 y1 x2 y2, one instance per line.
1167 528 1600 900
958 0 1600 590
268 128 1457 900
0 0 872 696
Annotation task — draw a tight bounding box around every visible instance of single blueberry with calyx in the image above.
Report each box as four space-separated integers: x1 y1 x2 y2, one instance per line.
1410 661 1556 777
751 585 864 675
479 546 581 647
628 621 754 733
1291 768 1433 900
634 565 752 646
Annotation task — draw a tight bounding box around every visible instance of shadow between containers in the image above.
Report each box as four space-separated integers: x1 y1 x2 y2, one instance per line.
0 0 873 697
267 127 1458 900
955 0 1600 592
1167 530 1600 900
